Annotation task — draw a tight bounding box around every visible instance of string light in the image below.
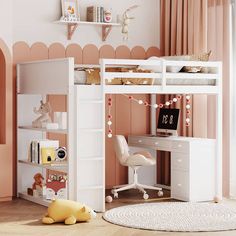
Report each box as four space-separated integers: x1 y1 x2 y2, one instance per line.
107 94 191 138
185 94 191 127
107 95 113 138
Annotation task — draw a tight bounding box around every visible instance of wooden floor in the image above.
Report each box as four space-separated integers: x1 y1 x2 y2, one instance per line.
0 190 236 236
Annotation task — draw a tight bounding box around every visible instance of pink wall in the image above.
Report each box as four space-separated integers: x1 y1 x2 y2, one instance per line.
13 41 160 190
0 39 13 201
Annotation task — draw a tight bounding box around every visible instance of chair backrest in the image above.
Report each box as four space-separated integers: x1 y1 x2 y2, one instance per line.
113 135 130 165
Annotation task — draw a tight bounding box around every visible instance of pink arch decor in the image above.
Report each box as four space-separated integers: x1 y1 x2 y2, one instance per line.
0 38 13 201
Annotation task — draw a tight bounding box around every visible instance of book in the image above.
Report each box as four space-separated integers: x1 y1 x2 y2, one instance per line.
100 7 104 22
29 140 59 164
87 6 94 22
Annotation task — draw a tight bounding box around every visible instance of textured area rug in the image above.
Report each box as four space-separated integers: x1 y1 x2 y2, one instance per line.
103 202 236 232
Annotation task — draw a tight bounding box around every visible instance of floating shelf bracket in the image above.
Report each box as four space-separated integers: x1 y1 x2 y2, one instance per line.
102 25 112 41
68 23 78 40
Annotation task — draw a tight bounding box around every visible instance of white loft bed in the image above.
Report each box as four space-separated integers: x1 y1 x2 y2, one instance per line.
17 58 222 212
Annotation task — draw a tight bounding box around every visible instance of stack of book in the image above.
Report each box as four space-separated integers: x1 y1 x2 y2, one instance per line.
87 6 104 23
29 140 59 164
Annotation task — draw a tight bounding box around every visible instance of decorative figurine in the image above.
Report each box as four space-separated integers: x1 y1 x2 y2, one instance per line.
32 100 52 128
104 9 112 23
122 5 139 40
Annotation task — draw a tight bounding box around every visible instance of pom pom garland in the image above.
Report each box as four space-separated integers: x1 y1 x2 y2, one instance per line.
107 94 191 138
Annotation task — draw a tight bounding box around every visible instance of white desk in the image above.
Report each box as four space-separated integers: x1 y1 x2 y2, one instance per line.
128 135 216 202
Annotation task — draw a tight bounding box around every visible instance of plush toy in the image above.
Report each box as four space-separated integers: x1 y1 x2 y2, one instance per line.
32 100 52 128
32 173 44 190
42 199 96 225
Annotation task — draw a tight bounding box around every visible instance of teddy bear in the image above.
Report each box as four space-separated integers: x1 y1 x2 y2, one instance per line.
32 173 44 190
42 199 96 225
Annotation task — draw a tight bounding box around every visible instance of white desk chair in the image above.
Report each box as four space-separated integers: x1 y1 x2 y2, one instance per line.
112 135 163 200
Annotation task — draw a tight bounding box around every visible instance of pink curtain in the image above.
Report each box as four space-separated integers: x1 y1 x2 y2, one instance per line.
158 0 230 195
207 0 230 196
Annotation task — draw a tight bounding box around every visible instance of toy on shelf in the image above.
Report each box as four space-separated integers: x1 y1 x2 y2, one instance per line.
104 9 112 23
46 170 67 200
32 100 52 128
42 199 96 225
122 5 139 40
56 147 67 162
32 173 46 197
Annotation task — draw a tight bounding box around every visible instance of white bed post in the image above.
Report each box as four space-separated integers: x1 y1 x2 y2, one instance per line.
100 59 106 212
215 62 223 202
151 94 157 135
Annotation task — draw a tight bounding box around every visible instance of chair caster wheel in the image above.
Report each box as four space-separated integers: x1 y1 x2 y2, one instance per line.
113 192 118 198
143 193 149 200
157 190 164 197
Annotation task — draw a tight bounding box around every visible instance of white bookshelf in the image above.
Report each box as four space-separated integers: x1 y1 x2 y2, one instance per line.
17 58 75 207
17 59 105 212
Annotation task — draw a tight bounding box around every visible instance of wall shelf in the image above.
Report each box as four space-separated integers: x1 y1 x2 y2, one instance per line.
54 20 121 41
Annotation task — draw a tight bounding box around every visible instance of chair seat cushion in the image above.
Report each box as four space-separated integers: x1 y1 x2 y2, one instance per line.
125 154 156 166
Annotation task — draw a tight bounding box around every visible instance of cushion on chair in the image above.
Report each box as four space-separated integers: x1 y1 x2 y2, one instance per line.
125 154 156 166
113 135 130 165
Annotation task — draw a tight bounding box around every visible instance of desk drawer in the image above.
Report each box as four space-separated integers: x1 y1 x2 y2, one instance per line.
129 136 170 149
171 153 189 171
171 141 189 153
171 170 189 200
148 139 171 149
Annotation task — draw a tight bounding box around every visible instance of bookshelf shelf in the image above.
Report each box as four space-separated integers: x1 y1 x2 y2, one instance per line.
18 126 68 134
19 160 68 172
18 192 50 207
54 20 121 41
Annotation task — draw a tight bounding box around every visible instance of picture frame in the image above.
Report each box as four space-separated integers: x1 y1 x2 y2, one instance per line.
61 0 80 20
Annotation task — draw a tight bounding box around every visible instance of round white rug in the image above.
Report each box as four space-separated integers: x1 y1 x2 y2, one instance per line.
103 202 236 232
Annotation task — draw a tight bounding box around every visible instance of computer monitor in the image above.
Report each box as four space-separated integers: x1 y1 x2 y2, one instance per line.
157 108 180 136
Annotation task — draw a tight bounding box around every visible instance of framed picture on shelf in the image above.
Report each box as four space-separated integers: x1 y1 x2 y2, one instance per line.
61 0 80 21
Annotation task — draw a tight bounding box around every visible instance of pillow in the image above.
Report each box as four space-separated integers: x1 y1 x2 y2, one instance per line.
138 56 191 73
85 68 123 85
138 56 162 73
183 51 212 73
74 70 87 84
162 55 191 73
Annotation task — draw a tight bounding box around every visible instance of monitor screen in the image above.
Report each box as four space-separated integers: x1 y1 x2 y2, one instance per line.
157 108 180 131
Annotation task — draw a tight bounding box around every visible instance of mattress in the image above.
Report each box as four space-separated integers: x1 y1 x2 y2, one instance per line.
74 70 216 86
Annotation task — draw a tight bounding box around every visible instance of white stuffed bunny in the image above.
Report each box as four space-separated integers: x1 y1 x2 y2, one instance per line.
122 5 139 40
32 100 52 128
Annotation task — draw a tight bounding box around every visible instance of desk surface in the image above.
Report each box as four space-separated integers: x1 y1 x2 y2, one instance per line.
129 134 215 142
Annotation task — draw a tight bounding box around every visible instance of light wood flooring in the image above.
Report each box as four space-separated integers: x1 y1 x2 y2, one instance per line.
0 190 236 236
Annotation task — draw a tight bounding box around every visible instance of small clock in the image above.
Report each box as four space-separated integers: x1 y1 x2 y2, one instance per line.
157 108 180 131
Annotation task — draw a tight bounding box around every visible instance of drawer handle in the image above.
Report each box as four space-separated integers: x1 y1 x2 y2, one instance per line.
177 159 182 163
138 140 142 143
155 142 159 145
177 183 182 187
178 144 182 148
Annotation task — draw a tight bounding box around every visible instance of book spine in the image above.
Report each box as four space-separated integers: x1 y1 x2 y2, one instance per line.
38 141 41 164
32 141 35 163
97 7 100 22
36 141 40 164
87 6 94 22
30 141 33 162
100 7 104 22
95 6 98 22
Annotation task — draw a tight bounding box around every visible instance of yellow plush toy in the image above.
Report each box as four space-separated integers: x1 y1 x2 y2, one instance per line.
42 199 96 225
